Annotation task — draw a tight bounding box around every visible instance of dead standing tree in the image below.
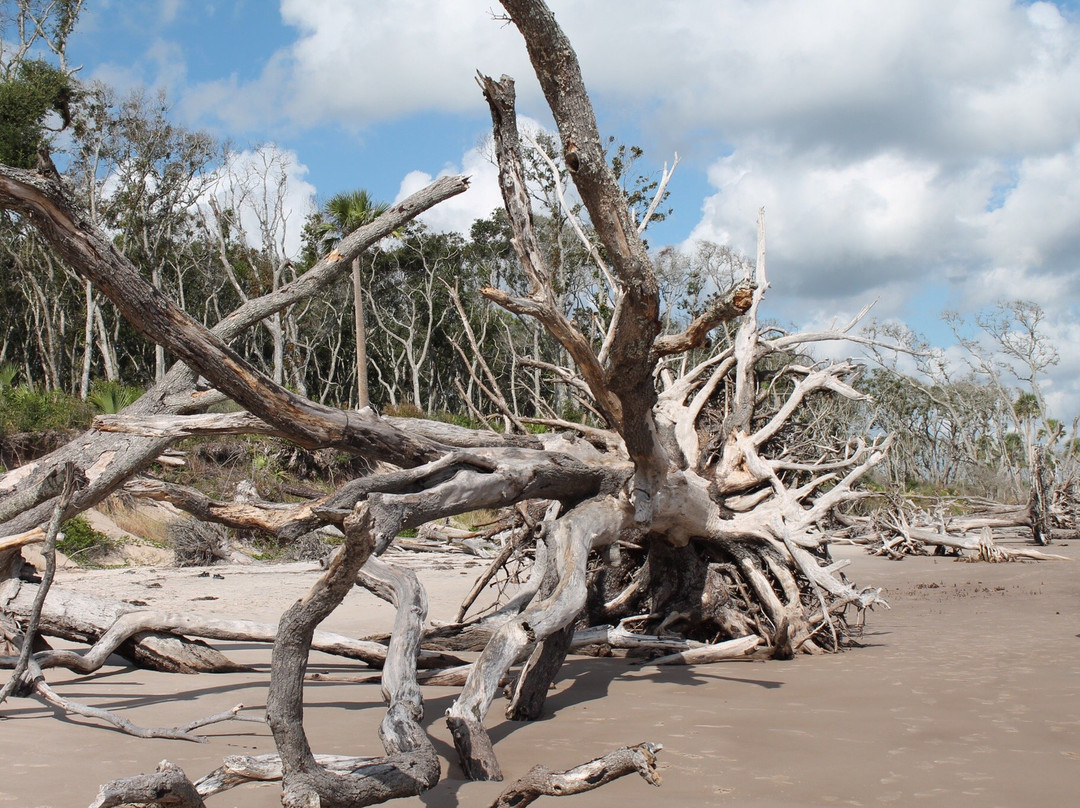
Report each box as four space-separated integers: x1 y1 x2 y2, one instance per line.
2 1 894 804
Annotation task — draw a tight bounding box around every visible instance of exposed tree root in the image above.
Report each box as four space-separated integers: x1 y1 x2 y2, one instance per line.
0 2 922 803
860 498 1075 562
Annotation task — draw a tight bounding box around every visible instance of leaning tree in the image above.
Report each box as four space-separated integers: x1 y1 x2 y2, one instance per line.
2 1 898 805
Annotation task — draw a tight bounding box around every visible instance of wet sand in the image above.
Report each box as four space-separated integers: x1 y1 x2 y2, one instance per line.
2 542 1077 807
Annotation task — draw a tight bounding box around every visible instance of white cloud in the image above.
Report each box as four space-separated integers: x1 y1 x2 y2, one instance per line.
201 144 317 259
393 116 553 236
686 143 996 307
1041 318 1080 421
974 143 1080 278
157 0 184 25
87 0 1080 416
394 144 501 236
201 0 533 127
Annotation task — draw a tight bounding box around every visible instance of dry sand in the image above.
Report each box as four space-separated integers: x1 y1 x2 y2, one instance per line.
2 541 1078 807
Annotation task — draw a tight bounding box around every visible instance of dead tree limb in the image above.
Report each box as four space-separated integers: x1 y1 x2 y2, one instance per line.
447 497 630 780
0 462 77 702
265 505 440 807
490 742 662 808
90 760 207 808
21 656 246 742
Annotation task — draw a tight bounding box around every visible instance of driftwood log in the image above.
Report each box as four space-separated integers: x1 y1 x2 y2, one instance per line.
0 1 916 804
857 495 1076 561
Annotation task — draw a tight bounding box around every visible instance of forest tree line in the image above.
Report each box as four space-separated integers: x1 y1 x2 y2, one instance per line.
1 0 1075 504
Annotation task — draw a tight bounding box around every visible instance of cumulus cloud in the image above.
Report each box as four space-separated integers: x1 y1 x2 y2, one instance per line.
686 143 998 304
667 2 1080 395
178 0 533 129
194 2 1075 151
394 143 502 236
200 144 317 259
393 116 552 236
83 1 1080 416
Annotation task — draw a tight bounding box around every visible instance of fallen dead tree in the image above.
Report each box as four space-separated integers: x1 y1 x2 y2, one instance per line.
0 1 911 803
91 742 663 808
851 495 1075 562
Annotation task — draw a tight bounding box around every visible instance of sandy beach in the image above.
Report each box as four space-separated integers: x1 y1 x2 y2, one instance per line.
2 541 1077 808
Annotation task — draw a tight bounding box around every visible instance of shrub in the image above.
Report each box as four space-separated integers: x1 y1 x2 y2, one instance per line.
285 531 335 562
170 519 230 567
87 379 143 414
431 410 484 430
57 516 113 563
0 385 92 436
384 401 424 419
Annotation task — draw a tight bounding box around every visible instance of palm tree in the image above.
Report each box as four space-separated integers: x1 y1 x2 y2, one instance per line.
1013 391 1041 463
318 190 389 410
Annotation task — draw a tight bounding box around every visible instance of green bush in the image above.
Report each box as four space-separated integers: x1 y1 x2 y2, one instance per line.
57 516 113 563
431 410 484 430
87 379 143 414
0 385 93 436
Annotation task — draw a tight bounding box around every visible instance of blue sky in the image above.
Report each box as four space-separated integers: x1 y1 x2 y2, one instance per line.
56 1 1080 418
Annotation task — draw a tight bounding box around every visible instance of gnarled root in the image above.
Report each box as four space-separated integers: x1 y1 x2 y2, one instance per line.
447 497 631 780
265 504 440 806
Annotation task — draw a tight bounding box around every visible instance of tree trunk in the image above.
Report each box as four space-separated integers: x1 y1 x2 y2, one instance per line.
353 257 370 410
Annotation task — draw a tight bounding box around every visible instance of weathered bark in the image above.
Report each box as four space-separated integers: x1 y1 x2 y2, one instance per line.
357 557 429 755
490 742 662 808
447 497 631 780
648 634 761 666
1030 446 1053 546
1 583 463 673
865 496 1075 560
0 464 75 703
503 517 575 721
193 754 379 797
353 257 371 410
504 623 574 721
2 584 246 673
266 505 440 807
907 526 1070 562
91 761 206 808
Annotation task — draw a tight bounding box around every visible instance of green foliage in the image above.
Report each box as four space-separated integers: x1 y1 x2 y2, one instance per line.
0 384 92 436
87 379 142 414
431 410 484 430
57 515 113 562
0 59 75 167
301 188 390 264
605 136 672 229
